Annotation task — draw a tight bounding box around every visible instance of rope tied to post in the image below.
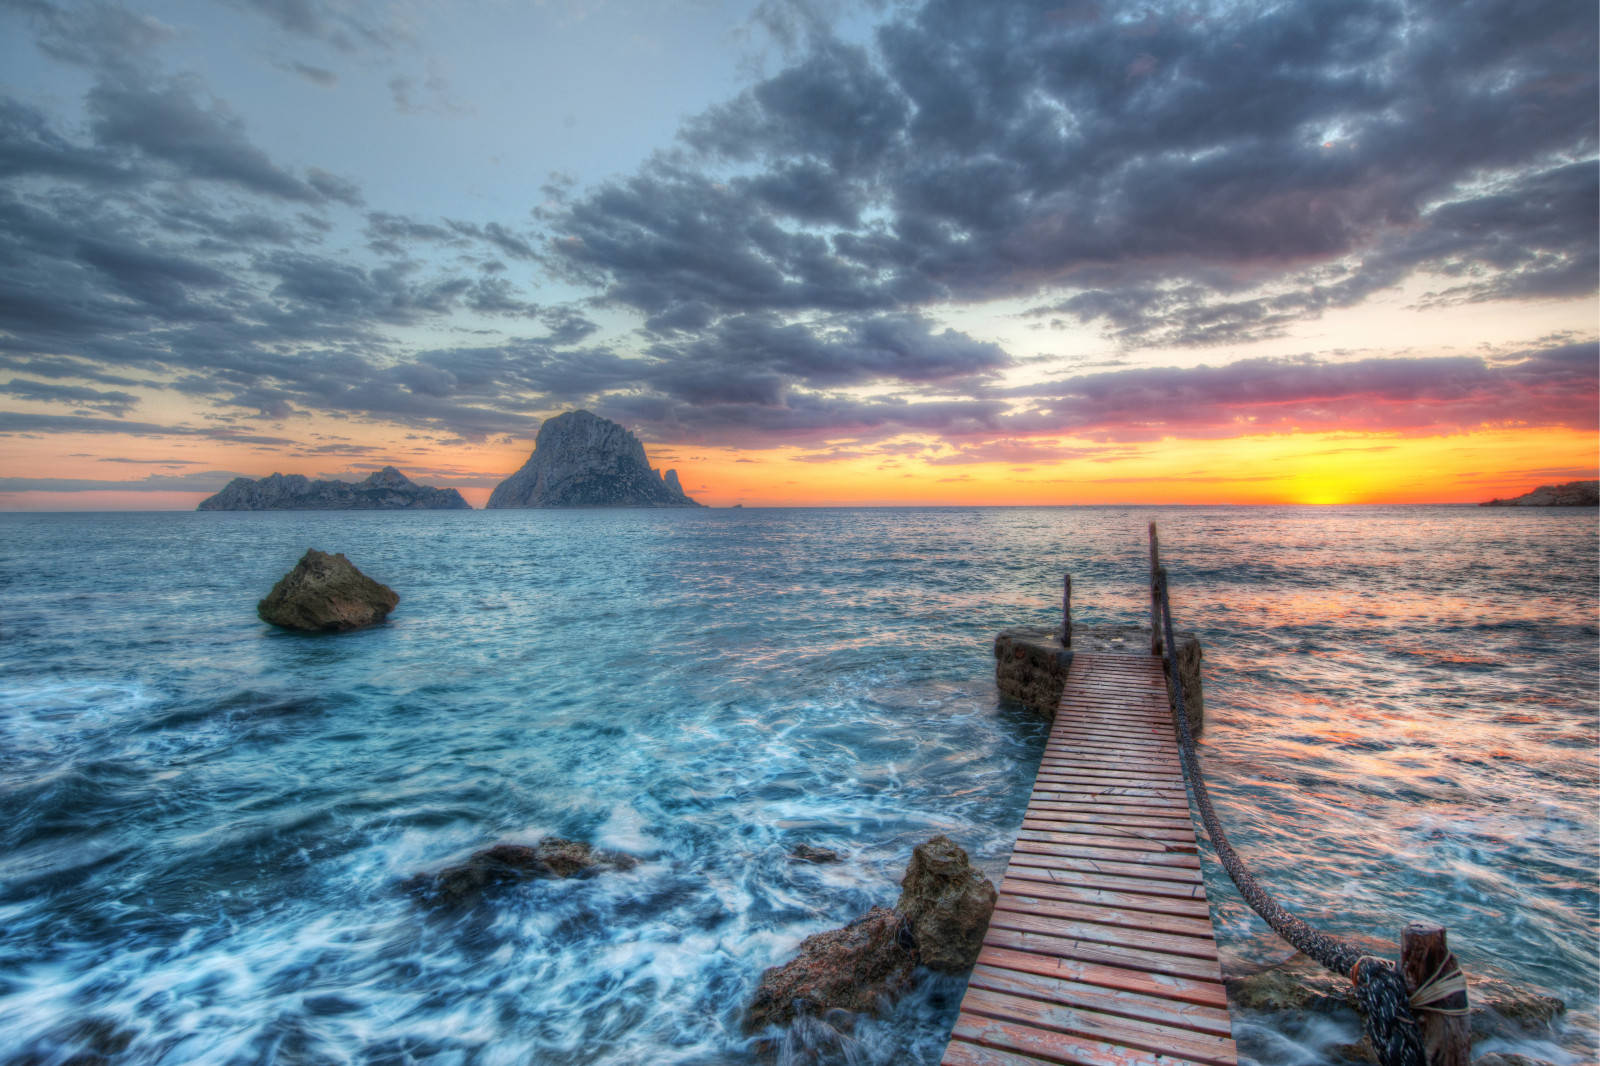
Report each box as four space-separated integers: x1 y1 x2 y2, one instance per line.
1154 565 1430 1066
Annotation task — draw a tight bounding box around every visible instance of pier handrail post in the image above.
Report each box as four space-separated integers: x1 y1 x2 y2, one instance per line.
1400 923 1471 1066
1149 522 1163 655
1061 573 1072 648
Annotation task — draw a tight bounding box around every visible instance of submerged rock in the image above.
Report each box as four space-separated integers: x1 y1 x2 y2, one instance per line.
405 838 638 907
743 907 915 1032
486 410 703 508
789 844 843 864
895 834 997 973
257 549 398 632
1225 951 1568 1061
199 466 470 510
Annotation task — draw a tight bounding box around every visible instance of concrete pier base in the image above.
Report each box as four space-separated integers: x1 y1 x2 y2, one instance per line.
994 623 1206 733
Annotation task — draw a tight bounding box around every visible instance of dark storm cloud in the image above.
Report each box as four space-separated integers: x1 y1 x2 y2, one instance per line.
2 0 174 72
284 61 338 87
0 378 139 415
0 98 140 184
0 470 252 492
86 77 344 204
640 312 1008 406
557 0 1596 346
229 0 407 52
0 410 296 445
1008 342 1599 441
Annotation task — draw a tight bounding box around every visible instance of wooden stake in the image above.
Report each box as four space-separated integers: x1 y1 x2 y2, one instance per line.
1061 573 1072 647
1400 922 1470 1066
1148 522 1163 655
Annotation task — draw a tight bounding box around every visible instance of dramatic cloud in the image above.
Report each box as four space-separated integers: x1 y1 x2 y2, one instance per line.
0 0 1592 463
558 0 1597 348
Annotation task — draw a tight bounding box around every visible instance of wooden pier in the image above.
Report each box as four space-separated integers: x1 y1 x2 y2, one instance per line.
942 651 1238 1066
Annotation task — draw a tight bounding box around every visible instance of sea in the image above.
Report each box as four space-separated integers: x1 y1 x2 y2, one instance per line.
0 506 1594 1066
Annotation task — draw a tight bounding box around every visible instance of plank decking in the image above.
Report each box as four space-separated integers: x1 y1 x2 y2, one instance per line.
943 652 1238 1066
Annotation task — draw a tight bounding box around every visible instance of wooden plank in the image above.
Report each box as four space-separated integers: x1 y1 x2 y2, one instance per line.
997 876 1210 916
1011 838 1202 870
943 1039 1062 1066
1005 857 1208 892
960 987 1238 1066
995 892 1218 936
967 964 1232 1034
981 926 1223 982
942 651 1235 1066
950 1013 1217 1066
975 946 1228 1009
986 909 1219 961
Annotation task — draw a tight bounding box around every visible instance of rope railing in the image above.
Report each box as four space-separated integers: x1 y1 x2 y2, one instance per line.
1146 523 1470 1066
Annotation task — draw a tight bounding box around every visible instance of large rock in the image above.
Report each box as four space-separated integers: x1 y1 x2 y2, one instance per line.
1480 480 1598 506
745 836 996 1032
257 549 399 632
895 834 997 973
404 839 638 907
486 410 703 508
743 907 915 1031
199 467 470 510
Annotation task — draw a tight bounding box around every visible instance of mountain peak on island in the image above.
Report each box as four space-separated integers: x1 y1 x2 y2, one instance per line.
486 410 703 508
1479 479 1599 506
198 467 471 510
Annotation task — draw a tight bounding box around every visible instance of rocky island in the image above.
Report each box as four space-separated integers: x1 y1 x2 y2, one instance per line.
1479 479 1598 506
198 467 470 510
487 410 702 508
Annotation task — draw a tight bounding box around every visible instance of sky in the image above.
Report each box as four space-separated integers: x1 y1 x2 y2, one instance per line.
0 0 1595 509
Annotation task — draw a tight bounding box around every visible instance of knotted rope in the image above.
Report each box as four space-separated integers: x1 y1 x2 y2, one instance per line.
1155 568 1429 1066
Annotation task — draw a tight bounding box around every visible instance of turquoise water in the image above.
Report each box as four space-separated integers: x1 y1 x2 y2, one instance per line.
0 507 1594 1065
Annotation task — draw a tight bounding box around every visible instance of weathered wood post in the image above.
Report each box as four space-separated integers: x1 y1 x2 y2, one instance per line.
1061 573 1072 647
1148 522 1163 655
1400 922 1471 1066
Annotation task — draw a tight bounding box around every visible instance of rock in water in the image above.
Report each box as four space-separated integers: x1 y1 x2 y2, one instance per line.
404 839 639 908
894 834 997 972
743 907 915 1031
257 549 398 632
744 835 995 1033
198 466 471 510
486 410 703 508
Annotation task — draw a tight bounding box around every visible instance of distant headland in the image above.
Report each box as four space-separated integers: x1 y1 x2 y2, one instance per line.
1479 480 1599 507
486 410 702 508
197 467 471 510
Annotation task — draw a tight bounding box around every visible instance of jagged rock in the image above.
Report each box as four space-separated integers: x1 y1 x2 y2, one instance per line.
1480 479 1599 506
404 838 638 907
895 834 997 973
486 410 703 508
198 467 470 510
746 836 995 1033
743 907 915 1032
789 844 843 864
257 549 398 632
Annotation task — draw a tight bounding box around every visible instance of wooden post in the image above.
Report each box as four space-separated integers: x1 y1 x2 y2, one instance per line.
1148 522 1163 655
1062 573 1072 648
1400 922 1470 1066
